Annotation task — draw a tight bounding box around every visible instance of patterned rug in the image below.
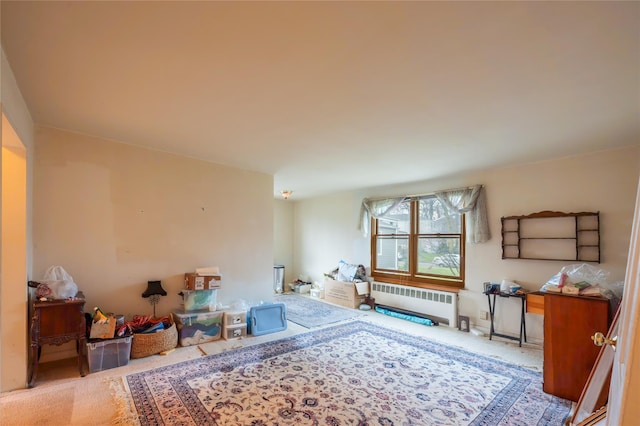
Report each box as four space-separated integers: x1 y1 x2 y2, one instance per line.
273 293 362 328
126 320 571 425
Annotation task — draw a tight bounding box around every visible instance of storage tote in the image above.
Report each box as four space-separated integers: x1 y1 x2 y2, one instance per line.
173 309 223 346
86 336 133 373
180 289 217 311
249 303 287 336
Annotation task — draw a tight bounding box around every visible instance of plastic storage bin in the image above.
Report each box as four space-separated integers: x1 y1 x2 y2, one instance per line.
173 309 223 346
86 336 133 373
223 310 247 327
249 303 287 336
223 324 248 340
310 288 325 299
181 289 217 311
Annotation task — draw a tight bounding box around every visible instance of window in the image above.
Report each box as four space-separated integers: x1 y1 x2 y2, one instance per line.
371 196 465 289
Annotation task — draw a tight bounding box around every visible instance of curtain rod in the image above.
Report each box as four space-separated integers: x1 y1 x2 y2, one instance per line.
363 184 483 202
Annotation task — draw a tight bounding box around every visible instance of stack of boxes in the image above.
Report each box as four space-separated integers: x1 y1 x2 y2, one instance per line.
173 271 223 347
183 272 222 309
223 309 248 340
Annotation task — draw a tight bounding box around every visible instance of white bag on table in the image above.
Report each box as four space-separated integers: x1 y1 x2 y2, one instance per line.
42 265 78 299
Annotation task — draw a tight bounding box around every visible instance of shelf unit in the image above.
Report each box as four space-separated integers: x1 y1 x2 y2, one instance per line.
501 210 600 262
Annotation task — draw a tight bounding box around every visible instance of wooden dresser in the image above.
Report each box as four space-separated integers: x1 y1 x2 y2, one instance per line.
29 298 86 387
543 293 610 402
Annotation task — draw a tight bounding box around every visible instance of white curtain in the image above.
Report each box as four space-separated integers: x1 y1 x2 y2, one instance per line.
358 197 408 237
435 184 490 243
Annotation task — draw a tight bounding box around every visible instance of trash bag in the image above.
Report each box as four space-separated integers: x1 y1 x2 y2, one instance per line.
42 265 78 299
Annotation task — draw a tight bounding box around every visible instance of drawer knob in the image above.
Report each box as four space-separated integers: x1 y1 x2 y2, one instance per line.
591 332 617 352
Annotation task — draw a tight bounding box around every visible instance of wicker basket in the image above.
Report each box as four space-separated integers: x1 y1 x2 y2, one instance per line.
130 316 178 359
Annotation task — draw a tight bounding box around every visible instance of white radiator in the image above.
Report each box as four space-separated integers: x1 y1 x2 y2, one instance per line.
371 282 458 327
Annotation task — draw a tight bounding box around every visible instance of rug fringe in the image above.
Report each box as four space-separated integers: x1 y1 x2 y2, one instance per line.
106 377 140 426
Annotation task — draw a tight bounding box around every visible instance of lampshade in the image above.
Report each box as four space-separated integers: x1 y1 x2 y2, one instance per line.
280 190 293 199
142 280 167 298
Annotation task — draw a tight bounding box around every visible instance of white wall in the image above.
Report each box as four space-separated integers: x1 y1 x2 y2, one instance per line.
288 146 640 343
33 127 275 360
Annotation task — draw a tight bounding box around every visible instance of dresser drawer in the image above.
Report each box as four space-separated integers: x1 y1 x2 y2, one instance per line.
526 291 544 315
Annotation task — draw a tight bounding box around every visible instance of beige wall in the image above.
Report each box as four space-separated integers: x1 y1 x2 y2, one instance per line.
273 199 294 285
1 141 27 391
290 146 640 343
293 192 369 283
1 48 34 391
33 127 275 360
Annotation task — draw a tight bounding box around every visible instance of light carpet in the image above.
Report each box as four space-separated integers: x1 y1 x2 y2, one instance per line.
273 293 363 328
126 320 570 425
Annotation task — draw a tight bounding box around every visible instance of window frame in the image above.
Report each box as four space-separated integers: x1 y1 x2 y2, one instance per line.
370 197 466 290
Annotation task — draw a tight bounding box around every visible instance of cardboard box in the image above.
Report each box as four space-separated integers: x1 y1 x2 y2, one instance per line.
323 279 369 309
173 309 223 346
90 316 117 339
184 273 222 290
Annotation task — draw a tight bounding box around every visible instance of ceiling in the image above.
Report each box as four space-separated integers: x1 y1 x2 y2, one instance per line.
2 1 638 199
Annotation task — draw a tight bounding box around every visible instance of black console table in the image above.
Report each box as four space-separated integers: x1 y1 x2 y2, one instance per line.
483 289 527 347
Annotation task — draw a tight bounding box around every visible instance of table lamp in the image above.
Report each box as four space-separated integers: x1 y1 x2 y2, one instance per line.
142 280 167 317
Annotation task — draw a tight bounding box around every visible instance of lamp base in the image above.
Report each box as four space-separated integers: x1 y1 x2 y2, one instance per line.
148 294 160 317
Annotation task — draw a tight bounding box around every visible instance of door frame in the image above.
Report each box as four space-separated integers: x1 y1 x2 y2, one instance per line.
607 178 640 424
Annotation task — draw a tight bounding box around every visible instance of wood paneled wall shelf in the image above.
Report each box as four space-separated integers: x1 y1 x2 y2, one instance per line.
501 211 600 263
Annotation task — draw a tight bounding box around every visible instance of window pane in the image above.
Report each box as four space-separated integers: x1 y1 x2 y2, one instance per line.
376 236 409 272
377 200 411 235
417 237 460 277
418 198 460 233
371 197 464 288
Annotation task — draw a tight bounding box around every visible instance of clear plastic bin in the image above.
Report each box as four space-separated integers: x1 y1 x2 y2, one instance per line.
86 336 132 373
173 309 223 346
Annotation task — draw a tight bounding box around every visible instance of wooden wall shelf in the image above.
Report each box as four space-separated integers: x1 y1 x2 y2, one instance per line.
501 211 600 263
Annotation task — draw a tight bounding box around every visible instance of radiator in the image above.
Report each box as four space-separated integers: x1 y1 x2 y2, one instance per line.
371 282 458 327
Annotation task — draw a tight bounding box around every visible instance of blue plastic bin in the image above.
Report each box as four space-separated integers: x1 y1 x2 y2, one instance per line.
249 303 287 336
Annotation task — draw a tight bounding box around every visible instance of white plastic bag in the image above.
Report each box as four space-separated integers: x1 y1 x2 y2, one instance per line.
42 266 78 299
560 263 610 286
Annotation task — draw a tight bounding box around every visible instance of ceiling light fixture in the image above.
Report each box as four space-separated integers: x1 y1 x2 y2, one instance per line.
280 190 293 200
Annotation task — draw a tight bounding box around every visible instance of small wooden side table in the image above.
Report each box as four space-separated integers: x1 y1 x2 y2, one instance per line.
29 298 86 387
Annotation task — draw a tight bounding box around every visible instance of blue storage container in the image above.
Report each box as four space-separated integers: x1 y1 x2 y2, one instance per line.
249 303 287 336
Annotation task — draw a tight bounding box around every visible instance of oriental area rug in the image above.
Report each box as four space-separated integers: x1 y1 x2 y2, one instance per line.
274 293 363 328
125 321 571 425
